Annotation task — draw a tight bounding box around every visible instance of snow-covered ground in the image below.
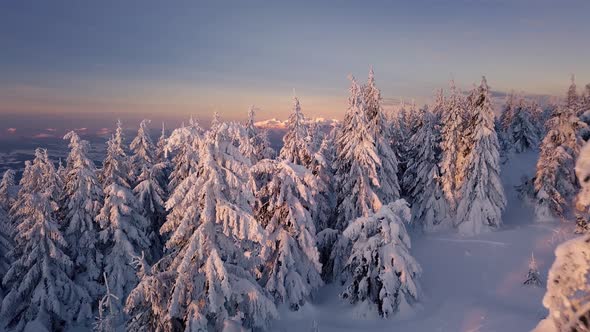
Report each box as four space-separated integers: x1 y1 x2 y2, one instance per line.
272 151 575 332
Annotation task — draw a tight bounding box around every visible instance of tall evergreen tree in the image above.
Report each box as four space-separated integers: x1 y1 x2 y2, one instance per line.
244 106 275 162
126 122 277 331
440 81 466 210
253 159 323 310
506 98 540 153
130 119 156 182
403 111 450 231
97 133 151 308
279 97 312 165
362 68 401 205
534 106 585 220
62 131 103 302
0 169 15 211
334 77 385 230
166 119 202 192
455 77 506 235
3 158 90 331
332 201 421 318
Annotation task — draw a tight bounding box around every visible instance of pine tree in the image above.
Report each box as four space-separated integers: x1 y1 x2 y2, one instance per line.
506 98 540 153
253 159 323 310
362 68 400 206
62 131 103 302
279 97 334 231
166 119 202 192
334 76 398 230
455 77 506 235
279 96 313 165
534 106 585 221
0 170 14 286
566 74 579 112
97 134 151 306
0 169 15 211
2 182 90 331
332 200 421 318
244 106 275 162
499 92 517 132
440 81 467 210
523 253 542 287
403 110 450 231
126 123 277 331
130 119 156 182
133 165 167 261
540 235 590 331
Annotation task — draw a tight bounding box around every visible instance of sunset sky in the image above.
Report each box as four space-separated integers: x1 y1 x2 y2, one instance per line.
1 0 589 137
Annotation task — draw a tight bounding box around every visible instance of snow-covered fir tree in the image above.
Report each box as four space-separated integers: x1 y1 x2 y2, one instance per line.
0 169 15 211
499 92 517 133
244 106 275 162
575 140 590 232
278 97 334 231
133 164 167 261
362 68 400 206
97 134 151 307
455 77 506 235
62 131 103 302
333 76 398 230
94 273 123 332
2 179 90 331
165 118 202 192
101 121 130 186
523 253 542 287
253 159 323 310
130 119 156 182
403 110 450 231
332 200 421 318
279 96 313 166
534 105 585 221
538 234 590 331
126 122 277 331
440 80 467 210
0 170 14 285
506 98 540 153
566 74 580 112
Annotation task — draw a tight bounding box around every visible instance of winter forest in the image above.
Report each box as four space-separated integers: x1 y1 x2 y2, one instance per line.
1 69 590 332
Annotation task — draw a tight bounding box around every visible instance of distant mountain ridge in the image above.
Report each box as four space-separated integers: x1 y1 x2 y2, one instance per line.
254 117 339 130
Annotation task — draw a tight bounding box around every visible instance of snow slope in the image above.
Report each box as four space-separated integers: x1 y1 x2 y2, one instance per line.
272 150 575 332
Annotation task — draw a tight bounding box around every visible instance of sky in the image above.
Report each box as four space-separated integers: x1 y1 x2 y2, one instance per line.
1 0 589 138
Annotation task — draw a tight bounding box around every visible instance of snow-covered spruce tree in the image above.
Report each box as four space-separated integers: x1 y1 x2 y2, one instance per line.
523 253 542 287
575 141 590 233
506 98 540 153
362 68 400 206
133 164 167 261
130 119 156 182
94 273 122 332
455 77 506 235
101 120 130 186
403 110 450 231
333 76 398 230
499 92 516 133
165 119 202 192
535 235 590 332
244 106 276 162
332 200 421 318
431 88 445 120
0 169 15 211
62 131 103 302
534 106 585 221
97 134 150 307
2 188 90 331
279 96 313 165
278 97 334 231
253 159 323 310
440 81 467 211
126 122 277 331
567 74 580 113
0 170 14 285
